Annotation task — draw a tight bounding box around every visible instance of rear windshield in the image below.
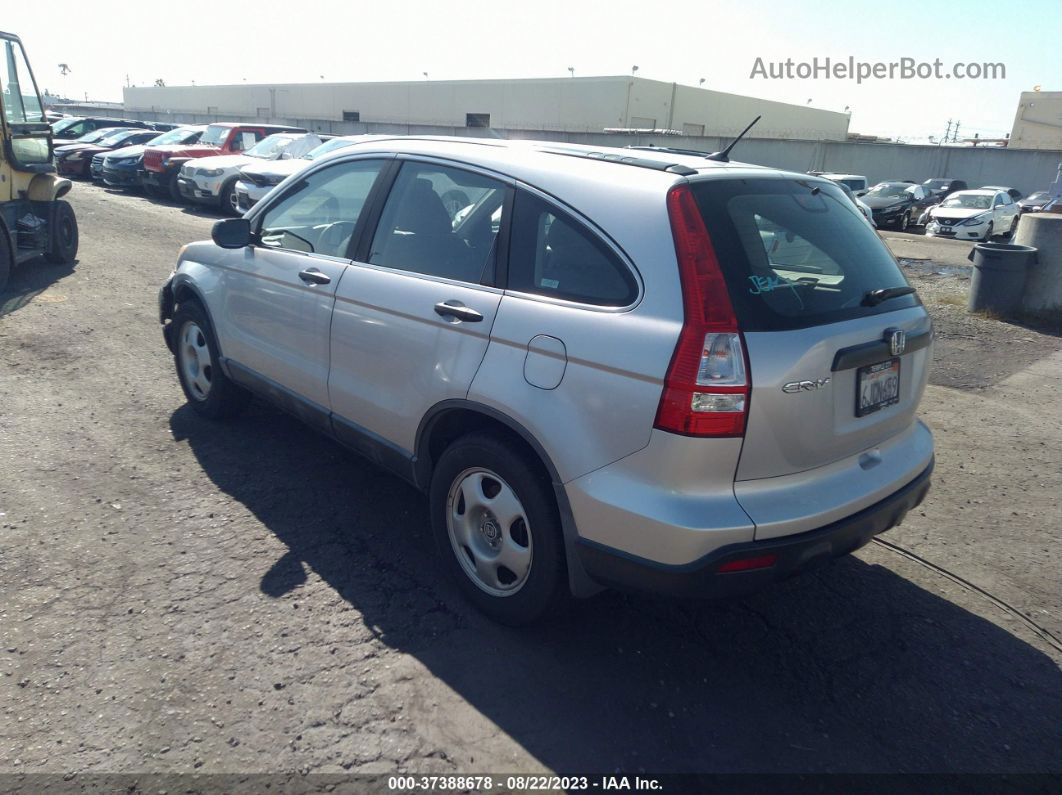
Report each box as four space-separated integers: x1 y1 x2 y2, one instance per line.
689 177 919 331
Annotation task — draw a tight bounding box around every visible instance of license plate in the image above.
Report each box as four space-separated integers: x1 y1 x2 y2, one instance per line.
856 358 901 417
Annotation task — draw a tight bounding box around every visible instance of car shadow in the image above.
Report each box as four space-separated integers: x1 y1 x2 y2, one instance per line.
169 402 1062 774
0 257 76 317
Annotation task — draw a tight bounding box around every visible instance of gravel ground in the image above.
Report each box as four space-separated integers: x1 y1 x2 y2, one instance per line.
1 186 1060 776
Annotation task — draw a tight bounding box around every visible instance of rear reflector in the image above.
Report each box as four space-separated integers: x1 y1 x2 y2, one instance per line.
655 185 750 437
717 554 778 573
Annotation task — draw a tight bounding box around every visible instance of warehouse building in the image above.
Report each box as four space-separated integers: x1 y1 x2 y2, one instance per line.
123 75 851 141
1010 90 1062 150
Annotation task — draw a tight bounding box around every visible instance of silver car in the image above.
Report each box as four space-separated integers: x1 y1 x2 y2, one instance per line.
159 137 934 624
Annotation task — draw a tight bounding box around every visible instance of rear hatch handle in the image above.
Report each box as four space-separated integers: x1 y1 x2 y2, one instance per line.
832 326 932 371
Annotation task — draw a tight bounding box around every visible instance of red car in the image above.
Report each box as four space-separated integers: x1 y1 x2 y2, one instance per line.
140 122 304 200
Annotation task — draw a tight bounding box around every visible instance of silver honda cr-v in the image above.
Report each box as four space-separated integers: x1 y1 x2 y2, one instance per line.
159 137 933 624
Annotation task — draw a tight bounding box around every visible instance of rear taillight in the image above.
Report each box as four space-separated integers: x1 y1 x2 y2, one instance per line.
655 185 750 437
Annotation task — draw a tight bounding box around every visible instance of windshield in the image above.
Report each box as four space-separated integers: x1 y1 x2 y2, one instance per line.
75 127 124 143
835 178 863 191
923 179 949 189
1 38 45 124
690 178 916 331
97 130 138 146
305 138 357 160
941 194 992 210
865 183 913 199
1026 191 1050 203
199 125 229 146
245 134 296 159
52 117 81 133
149 127 199 145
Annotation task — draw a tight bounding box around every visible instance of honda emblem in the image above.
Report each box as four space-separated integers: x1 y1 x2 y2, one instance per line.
886 328 906 356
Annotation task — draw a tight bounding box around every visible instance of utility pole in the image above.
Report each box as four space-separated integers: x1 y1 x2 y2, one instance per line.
952 121 961 143
942 119 952 145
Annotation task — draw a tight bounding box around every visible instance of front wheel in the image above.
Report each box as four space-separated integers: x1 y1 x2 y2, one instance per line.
168 171 183 203
172 301 249 420
46 201 79 264
898 212 910 232
429 433 568 625
982 222 994 241
219 178 240 216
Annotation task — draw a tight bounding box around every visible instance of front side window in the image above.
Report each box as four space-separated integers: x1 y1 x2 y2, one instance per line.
0 39 44 124
259 159 385 258
507 190 637 307
199 125 229 146
368 161 507 284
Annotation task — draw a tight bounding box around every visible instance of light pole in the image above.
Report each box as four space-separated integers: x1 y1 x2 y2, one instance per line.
423 71 429 81
568 67 574 78
632 65 639 76
698 77 705 87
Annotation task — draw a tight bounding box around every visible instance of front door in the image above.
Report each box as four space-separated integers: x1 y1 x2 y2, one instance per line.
215 157 389 421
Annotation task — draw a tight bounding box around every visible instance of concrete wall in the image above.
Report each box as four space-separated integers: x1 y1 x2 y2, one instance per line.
1010 91 1062 150
123 76 850 141
99 102 1062 197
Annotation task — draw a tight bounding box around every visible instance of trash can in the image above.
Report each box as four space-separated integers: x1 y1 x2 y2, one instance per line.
966 242 1038 315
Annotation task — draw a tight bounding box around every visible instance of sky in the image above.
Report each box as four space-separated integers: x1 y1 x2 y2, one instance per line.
11 0 1062 141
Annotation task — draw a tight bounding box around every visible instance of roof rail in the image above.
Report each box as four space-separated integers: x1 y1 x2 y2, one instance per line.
626 145 713 159
538 146 697 176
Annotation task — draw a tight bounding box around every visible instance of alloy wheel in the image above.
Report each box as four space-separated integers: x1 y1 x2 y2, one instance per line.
446 467 533 597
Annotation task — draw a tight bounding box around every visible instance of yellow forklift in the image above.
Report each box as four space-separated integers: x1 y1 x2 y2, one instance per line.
0 30 78 293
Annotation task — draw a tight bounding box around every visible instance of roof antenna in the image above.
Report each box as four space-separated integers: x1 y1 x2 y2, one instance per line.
705 115 761 162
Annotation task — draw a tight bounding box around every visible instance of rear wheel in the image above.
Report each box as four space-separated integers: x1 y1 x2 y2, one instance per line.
429 432 568 625
46 201 79 265
172 301 249 420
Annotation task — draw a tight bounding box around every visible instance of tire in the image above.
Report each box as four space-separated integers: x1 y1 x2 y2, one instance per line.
0 226 11 295
46 201 79 265
898 212 910 232
1009 216 1019 236
171 300 249 420
429 433 568 625
167 171 183 203
981 222 994 242
219 177 240 216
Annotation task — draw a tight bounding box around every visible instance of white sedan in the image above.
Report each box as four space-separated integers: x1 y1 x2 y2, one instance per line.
924 189 1020 241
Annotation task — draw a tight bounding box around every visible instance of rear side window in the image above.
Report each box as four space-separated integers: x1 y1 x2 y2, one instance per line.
690 178 918 331
507 190 636 306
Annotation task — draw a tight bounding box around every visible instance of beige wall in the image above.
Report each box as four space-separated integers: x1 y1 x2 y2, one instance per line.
123 76 850 141
1010 91 1062 150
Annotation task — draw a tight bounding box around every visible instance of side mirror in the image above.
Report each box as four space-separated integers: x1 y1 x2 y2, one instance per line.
212 218 251 249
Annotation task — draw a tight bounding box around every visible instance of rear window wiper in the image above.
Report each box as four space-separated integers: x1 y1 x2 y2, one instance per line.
862 286 916 306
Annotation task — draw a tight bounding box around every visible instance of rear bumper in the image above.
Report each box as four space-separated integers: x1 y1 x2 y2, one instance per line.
576 458 933 598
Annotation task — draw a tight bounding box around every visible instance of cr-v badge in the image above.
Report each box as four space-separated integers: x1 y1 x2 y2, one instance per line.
782 378 831 393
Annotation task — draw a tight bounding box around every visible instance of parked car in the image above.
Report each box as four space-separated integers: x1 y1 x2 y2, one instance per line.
816 175 875 225
54 127 139 177
1017 191 1053 214
861 181 934 230
980 185 1022 202
158 139 934 624
100 126 207 190
141 122 306 201
922 178 967 201
83 129 168 180
817 172 869 196
234 135 370 212
50 116 155 143
924 189 1019 240
177 132 323 214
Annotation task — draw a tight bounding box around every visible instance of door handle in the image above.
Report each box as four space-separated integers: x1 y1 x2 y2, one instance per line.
434 300 483 323
298 268 330 285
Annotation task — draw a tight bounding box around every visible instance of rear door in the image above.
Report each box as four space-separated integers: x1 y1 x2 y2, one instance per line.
689 177 932 483
327 158 511 455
